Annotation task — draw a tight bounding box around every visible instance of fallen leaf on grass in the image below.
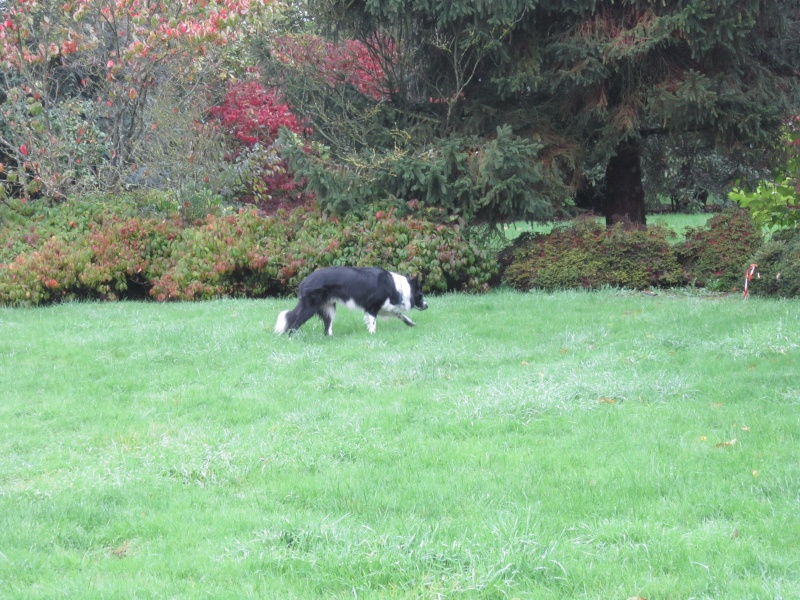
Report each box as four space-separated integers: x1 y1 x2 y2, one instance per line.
111 541 130 558
598 397 617 404
715 438 737 448
697 436 708 441
741 426 751 431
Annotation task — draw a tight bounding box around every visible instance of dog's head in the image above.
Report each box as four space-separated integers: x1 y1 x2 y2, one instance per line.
409 275 428 311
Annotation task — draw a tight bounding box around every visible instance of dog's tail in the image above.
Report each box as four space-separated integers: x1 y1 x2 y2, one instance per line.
274 310 291 334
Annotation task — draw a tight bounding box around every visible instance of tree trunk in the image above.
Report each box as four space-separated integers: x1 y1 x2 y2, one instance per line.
604 139 646 227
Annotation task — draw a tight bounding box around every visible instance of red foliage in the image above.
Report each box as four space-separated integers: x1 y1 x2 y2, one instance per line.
0 0 261 69
211 80 313 211
209 34 390 211
210 81 309 146
271 34 391 101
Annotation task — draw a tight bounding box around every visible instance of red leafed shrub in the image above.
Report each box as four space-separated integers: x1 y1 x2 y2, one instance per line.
1 236 88 304
271 35 391 101
210 81 309 146
209 35 392 212
0 198 497 305
211 81 313 212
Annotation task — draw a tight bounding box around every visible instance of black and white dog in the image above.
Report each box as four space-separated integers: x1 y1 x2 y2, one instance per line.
275 266 428 335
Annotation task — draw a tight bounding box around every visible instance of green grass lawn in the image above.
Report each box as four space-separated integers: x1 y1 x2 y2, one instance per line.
503 213 713 241
1 290 799 598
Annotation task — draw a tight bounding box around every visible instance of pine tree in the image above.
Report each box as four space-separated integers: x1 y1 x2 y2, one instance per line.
283 0 800 224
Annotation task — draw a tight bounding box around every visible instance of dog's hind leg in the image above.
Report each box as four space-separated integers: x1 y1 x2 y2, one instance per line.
318 303 336 336
288 303 319 333
364 312 377 334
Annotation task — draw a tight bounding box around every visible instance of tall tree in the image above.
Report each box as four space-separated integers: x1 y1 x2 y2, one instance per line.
0 0 268 201
279 0 800 225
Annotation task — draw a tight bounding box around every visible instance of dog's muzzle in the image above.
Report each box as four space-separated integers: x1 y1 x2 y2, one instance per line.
418 301 429 311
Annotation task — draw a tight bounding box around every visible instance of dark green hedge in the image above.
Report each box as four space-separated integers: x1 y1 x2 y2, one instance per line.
748 228 800 297
503 210 765 294
503 217 683 291
676 209 762 291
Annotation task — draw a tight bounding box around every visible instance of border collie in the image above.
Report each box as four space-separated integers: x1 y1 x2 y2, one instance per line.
275 266 428 335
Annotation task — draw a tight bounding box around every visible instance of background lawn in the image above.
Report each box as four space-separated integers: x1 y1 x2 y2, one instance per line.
1 289 799 598
502 213 713 241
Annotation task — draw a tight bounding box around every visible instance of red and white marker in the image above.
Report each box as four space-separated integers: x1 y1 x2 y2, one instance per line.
743 263 758 300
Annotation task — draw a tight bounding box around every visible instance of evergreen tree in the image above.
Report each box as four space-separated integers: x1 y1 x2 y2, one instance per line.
272 0 800 225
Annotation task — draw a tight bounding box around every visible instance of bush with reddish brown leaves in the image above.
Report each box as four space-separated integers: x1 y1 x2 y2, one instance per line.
0 199 497 305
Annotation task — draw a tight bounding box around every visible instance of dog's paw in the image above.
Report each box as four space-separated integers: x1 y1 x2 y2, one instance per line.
396 313 416 327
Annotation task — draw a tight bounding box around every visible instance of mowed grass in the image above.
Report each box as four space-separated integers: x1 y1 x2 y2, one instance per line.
1 290 799 599
503 212 713 240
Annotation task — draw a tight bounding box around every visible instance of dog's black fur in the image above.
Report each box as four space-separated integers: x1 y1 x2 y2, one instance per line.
274 266 428 335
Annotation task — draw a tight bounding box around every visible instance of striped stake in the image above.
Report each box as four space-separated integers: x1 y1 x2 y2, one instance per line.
743 263 758 300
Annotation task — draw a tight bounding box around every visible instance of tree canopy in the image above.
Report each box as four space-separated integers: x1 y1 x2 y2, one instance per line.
2 0 799 224
268 0 800 224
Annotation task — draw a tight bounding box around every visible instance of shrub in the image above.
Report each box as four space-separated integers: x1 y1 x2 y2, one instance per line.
0 200 497 305
0 236 88 304
210 81 313 212
677 208 762 291
78 217 181 300
747 229 800 297
0 203 182 303
150 206 497 300
0 0 262 202
503 217 682 291
148 210 291 301
729 118 800 231
211 81 308 146
730 177 800 231
281 206 498 292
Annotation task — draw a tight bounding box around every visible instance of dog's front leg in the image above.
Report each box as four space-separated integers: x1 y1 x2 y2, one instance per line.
397 314 416 327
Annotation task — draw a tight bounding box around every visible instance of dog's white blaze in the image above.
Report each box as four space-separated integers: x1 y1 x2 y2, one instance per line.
388 273 412 311
274 310 289 334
